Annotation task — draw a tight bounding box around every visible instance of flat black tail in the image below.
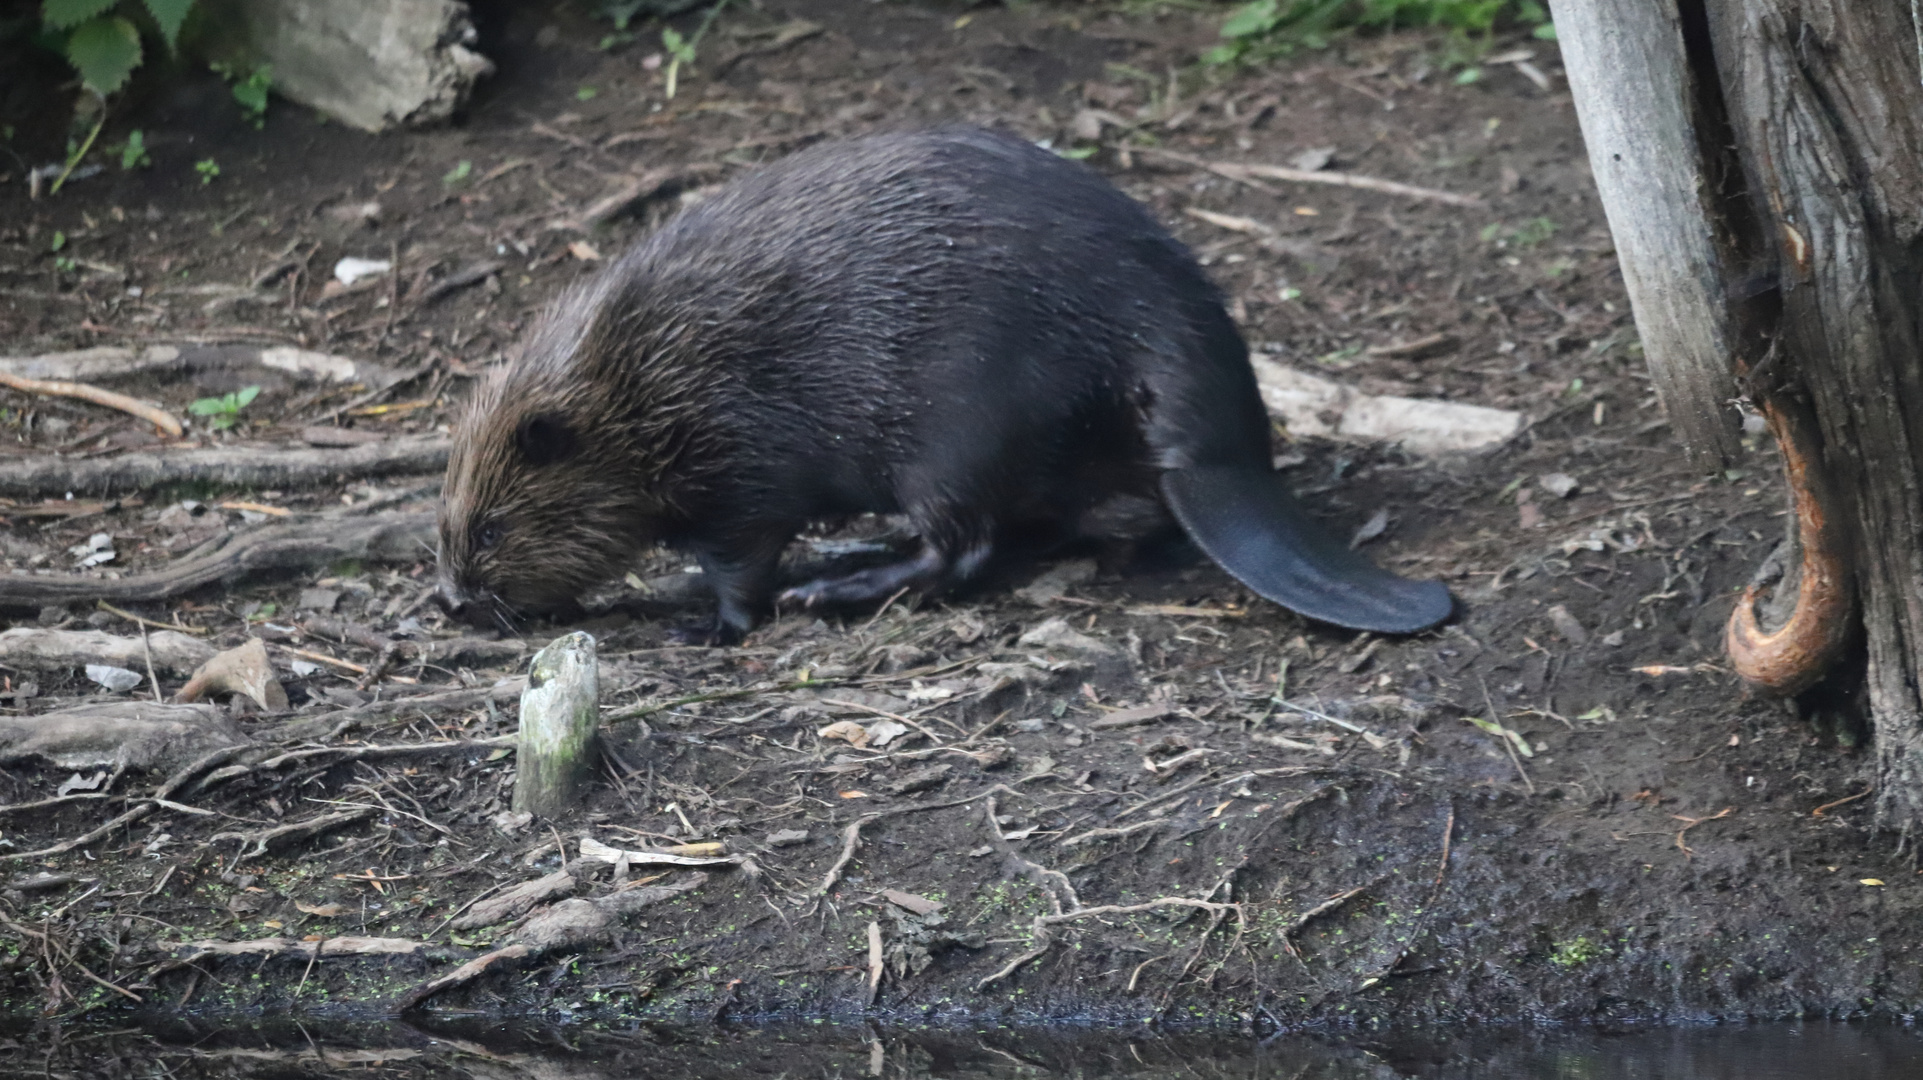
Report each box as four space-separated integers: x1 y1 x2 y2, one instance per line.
1160 466 1453 634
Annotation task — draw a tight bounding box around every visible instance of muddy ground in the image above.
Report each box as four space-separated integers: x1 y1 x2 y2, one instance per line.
0 0 1917 1030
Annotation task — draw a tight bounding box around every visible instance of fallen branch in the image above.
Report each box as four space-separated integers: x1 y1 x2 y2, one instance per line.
0 371 181 436
212 806 379 855
1137 146 1482 207
398 873 707 1011
450 869 576 930
576 836 747 871
0 702 246 774
175 936 423 962
976 897 1240 992
0 343 389 387
574 164 723 228
0 626 214 677
0 435 448 500
0 511 434 609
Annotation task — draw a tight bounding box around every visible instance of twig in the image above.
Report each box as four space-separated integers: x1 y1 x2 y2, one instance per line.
140 624 162 703
1478 676 1535 795
0 436 447 500
1280 883 1373 959
811 816 876 899
0 371 182 436
1357 804 1454 990
1812 785 1874 817
1134 146 1482 207
802 784 1034 903
0 913 142 1003
1672 806 1735 858
983 796 1077 914
976 898 1239 992
604 677 848 725
1058 818 1164 849
96 600 210 635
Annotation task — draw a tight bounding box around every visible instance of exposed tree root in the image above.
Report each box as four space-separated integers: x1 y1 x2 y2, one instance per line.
0 511 434 609
1725 399 1855 695
0 435 446 499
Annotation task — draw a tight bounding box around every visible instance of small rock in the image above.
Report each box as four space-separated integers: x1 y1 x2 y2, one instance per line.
766 829 809 848
1349 508 1390 549
333 256 392 286
1546 604 1589 645
1016 559 1098 606
69 532 114 568
1539 472 1580 499
85 664 143 693
1290 146 1336 171
1602 630 1625 647
491 810 534 835
36 606 68 627
296 588 341 612
1017 617 1119 657
886 763 952 796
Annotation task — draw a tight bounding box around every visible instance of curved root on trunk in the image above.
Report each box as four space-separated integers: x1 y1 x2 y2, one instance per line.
1725 399 1854 695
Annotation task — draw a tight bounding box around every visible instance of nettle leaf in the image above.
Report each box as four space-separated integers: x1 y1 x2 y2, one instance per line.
142 0 195 50
42 0 118 30
1220 0 1280 39
65 15 142 96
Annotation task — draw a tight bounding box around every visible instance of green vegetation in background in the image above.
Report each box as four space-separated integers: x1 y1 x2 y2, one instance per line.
188 384 257 430
210 59 271 127
1205 0 1554 68
34 1 273 192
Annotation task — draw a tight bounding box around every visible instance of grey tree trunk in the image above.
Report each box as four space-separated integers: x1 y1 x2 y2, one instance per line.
1557 0 1923 832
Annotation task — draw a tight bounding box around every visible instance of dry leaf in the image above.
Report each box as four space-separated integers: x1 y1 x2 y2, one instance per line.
295 901 346 917
882 888 942 915
568 241 603 261
818 720 871 747
174 638 288 710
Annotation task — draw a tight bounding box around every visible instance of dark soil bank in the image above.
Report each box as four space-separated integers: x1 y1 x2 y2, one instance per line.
10 1019 1923 1079
0 1 1917 1027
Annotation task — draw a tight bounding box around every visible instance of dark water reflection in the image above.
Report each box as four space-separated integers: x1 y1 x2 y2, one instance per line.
4 1019 1922 1078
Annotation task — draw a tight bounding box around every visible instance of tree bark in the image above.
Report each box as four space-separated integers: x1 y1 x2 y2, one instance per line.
1558 0 1923 831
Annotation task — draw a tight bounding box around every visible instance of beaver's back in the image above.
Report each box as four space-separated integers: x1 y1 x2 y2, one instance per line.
510 129 1263 523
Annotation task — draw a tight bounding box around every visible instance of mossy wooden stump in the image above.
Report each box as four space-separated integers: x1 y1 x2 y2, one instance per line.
512 631 599 819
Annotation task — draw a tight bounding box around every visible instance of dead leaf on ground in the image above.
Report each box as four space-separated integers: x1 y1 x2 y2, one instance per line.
174 638 288 710
818 719 871 747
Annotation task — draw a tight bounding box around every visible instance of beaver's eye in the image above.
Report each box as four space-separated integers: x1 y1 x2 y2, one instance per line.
475 522 504 550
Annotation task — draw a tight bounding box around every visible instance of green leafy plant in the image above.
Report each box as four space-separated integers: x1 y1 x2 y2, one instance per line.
188 385 258 430
1204 0 1552 67
118 127 149 168
49 230 76 273
39 0 197 193
193 156 218 184
661 0 729 99
661 27 696 98
210 61 271 126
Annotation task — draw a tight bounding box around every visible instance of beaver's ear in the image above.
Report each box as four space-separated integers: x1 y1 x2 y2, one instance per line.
515 414 577 466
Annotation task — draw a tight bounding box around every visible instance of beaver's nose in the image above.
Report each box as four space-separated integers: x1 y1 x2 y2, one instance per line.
431 581 476 623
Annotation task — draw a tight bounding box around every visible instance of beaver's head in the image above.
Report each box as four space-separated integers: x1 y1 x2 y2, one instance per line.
435 359 659 632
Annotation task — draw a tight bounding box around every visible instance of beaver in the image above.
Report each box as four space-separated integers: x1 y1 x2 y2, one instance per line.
436 127 1452 642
